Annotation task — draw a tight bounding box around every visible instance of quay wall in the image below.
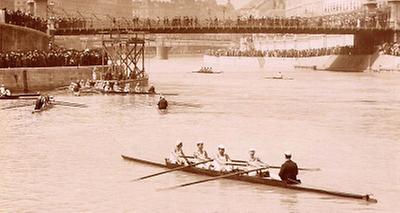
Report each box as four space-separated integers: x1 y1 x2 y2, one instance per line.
370 55 400 71
204 54 375 72
0 23 49 52
0 66 104 92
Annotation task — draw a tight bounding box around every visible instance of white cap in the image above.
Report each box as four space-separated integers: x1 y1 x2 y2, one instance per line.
196 141 204 145
249 148 256 152
218 144 225 150
284 151 292 157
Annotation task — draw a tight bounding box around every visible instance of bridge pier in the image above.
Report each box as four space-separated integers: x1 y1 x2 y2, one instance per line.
389 0 400 42
156 45 169 60
354 31 393 52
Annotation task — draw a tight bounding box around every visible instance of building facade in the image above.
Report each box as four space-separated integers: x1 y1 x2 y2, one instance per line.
132 0 237 19
286 0 389 17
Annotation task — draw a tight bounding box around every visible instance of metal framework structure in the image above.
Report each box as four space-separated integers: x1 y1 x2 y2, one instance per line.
101 32 146 80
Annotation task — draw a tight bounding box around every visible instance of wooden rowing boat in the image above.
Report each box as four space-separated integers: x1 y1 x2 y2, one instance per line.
121 155 377 203
32 101 53 114
98 90 178 96
0 93 40 100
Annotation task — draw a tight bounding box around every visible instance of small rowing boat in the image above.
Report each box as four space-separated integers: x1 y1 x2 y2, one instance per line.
121 155 377 203
0 93 40 100
264 76 294 80
192 71 223 74
32 100 53 114
99 90 178 96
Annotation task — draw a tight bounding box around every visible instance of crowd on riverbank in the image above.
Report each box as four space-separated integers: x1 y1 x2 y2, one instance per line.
0 48 104 68
206 46 370 58
378 42 400 56
3 9 47 32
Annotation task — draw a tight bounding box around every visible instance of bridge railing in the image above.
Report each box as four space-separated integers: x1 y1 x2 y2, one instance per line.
53 16 392 34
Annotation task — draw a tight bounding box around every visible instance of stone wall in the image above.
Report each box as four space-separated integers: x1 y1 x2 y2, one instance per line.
0 65 105 92
0 23 49 52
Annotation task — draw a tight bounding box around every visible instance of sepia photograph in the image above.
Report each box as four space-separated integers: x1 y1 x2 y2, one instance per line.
0 0 399 212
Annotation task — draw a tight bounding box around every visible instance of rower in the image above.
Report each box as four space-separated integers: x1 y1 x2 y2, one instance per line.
0 84 11 97
157 96 168 110
104 81 111 92
246 148 269 177
279 151 300 184
276 72 283 79
123 83 131 92
193 141 212 169
113 82 122 92
134 83 141 92
212 145 233 172
34 95 46 110
148 84 156 94
169 141 190 165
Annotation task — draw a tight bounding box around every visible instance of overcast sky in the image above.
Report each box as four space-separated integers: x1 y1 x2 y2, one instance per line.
218 0 251 9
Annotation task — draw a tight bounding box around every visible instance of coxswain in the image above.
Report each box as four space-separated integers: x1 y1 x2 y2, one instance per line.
157 96 168 110
279 151 300 184
212 145 233 172
169 141 190 165
193 141 212 169
0 84 11 97
148 84 156 94
246 149 269 177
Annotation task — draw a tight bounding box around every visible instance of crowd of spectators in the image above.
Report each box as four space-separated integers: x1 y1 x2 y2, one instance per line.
0 47 105 68
378 42 400 56
3 9 47 32
54 10 389 30
206 46 371 58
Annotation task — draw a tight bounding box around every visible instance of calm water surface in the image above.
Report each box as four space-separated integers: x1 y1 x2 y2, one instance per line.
1 57 399 212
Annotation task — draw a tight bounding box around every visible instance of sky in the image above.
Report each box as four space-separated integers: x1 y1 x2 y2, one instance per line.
217 0 251 9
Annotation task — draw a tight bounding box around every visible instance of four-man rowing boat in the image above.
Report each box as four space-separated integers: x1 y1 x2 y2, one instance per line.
121 155 377 203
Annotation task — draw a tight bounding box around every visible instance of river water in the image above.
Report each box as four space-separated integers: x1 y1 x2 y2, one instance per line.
1 57 399 212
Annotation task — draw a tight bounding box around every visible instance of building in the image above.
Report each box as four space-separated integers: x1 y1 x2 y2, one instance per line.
240 0 285 17
285 0 323 16
132 0 237 19
286 0 389 17
0 0 16 10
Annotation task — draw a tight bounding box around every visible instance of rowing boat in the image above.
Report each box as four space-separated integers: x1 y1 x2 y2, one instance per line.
0 93 40 100
121 155 377 203
264 76 294 80
192 71 223 74
98 90 178 96
32 101 53 114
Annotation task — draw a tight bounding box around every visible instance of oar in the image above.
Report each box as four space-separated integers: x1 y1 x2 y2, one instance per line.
54 101 87 108
161 167 267 190
227 161 320 171
133 159 213 181
1 103 33 110
185 156 320 171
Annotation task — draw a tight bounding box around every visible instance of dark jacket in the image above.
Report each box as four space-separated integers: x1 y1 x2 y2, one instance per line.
279 159 299 184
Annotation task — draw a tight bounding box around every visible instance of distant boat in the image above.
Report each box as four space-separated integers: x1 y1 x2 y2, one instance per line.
193 67 223 74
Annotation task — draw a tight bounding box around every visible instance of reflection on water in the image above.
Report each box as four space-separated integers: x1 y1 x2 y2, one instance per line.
1 57 400 212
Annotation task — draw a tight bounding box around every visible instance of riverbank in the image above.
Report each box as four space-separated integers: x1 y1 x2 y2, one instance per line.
204 54 400 72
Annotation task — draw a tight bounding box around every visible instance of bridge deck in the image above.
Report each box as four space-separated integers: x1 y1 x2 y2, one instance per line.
54 25 395 36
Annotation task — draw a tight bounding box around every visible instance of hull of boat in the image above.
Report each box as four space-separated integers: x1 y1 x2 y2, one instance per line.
32 102 53 114
121 155 377 203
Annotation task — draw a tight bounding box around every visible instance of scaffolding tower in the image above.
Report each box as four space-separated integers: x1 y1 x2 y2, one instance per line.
101 32 147 83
